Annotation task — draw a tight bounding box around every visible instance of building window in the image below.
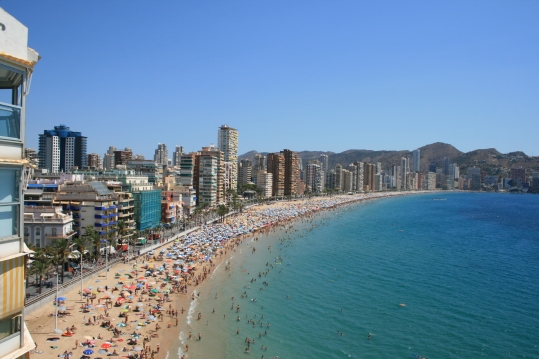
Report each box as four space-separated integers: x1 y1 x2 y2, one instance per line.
51 228 57 237
0 63 24 140
0 168 20 239
35 228 41 237
0 315 21 341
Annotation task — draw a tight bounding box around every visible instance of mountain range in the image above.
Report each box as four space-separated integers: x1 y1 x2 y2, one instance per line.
239 142 539 175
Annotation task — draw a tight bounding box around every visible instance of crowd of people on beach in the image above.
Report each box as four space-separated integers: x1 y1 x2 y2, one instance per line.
28 192 408 359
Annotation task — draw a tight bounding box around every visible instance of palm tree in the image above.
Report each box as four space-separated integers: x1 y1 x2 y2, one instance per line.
28 252 51 294
217 204 229 223
116 220 129 245
106 228 116 252
51 239 71 283
84 226 101 260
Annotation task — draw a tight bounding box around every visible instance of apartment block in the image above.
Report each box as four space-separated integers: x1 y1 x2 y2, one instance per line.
256 170 273 198
218 125 239 192
267 152 285 197
238 159 252 188
0 8 41 357
38 125 87 173
86 153 102 170
114 148 133 166
282 149 300 196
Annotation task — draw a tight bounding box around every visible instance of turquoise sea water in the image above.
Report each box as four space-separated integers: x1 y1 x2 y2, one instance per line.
176 192 539 359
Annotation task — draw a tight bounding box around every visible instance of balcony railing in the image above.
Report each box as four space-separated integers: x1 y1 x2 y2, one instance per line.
95 214 107 219
45 230 77 239
0 102 21 140
94 222 112 227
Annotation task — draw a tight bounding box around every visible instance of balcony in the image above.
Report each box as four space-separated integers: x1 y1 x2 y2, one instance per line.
108 205 117 210
95 214 107 219
94 222 112 227
45 230 77 239
110 213 119 217
95 206 106 211
67 205 81 211
0 102 21 140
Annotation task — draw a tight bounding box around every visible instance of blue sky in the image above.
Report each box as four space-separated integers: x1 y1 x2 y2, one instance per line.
3 1 538 157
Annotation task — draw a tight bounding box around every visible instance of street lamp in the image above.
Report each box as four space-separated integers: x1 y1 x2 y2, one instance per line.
101 239 109 279
54 272 61 334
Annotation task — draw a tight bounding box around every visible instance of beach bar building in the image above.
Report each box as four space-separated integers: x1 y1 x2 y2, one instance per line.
0 7 40 358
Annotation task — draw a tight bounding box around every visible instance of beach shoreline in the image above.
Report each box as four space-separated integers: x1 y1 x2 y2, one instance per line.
26 191 424 359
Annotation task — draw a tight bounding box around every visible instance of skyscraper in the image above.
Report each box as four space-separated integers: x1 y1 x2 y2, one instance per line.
86 153 102 169
267 152 285 197
282 149 300 196
334 164 343 191
154 143 168 165
400 157 409 190
412 149 421 172
38 124 87 172
319 154 329 173
218 125 239 191
172 146 184 166
114 147 133 166
238 159 253 188
442 157 451 176
103 146 116 170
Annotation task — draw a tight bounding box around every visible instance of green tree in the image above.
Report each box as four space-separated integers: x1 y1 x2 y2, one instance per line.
116 220 129 245
28 248 52 294
217 204 229 222
84 226 102 260
51 239 71 283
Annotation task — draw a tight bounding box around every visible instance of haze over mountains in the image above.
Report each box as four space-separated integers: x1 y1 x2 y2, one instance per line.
239 142 539 175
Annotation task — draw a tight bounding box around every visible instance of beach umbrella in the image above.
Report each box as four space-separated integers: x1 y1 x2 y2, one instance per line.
101 343 111 348
147 315 155 320
136 302 144 307
58 306 66 311
116 323 126 327
83 288 91 293
98 349 107 354
121 309 129 313
83 349 93 355
57 296 67 301
133 347 143 351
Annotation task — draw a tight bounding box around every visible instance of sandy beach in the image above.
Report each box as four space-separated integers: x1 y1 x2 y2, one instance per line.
26 192 418 359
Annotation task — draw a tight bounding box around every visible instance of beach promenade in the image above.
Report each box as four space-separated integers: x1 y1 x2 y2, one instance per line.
25 191 416 359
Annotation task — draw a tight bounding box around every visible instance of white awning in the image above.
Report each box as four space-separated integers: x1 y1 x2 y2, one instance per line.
67 250 81 259
23 243 35 254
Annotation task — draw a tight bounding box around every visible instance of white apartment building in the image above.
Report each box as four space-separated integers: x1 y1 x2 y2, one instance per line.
24 206 75 248
0 7 40 358
218 125 238 192
256 170 273 198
